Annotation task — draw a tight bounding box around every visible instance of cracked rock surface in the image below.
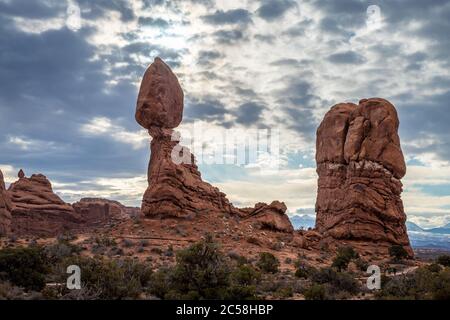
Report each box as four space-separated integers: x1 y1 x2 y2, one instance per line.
315 98 412 256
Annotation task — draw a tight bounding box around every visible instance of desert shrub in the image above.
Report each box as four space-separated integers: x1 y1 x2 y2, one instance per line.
354 258 369 271
430 267 450 300
389 245 409 262
295 267 309 279
230 264 261 286
275 286 293 299
0 247 48 291
149 237 260 300
169 236 230 299
376 266 450 300
427 263 443 273
94 236 116 247
310 268 359 296
304 284 327 300
437 255 450 267
0 281 29 299
226 265 260 300
44 241 82 264
57 233 77 243
328 272 359 295
58 256 152 299
228 251 248 265
148 267 172 299
294 264 316 279
256 252 279 274
332 246 359 271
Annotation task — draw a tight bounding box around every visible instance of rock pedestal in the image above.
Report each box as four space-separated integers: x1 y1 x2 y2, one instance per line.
315 98 412 256
135 57 293 232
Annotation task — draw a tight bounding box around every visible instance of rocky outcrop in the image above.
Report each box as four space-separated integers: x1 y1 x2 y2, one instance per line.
0 170 12 236
242 201 294 233
136 58 239 219
135 57 293 232
315 98 412 256
8 171 83 236
72 198 139 226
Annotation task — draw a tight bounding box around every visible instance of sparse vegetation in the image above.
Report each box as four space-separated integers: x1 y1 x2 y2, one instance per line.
437 255 450 267
0 247 48 291
389 245 409 262
331 246 359 271
256 252 280 274
148 235 260 300
0 236 449 301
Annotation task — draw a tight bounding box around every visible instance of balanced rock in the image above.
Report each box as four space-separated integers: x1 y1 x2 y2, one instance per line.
72 198 140 226
315 98 412 256
136 57 184 130
0 170 12 236
135 58 293 232
8 173 83 236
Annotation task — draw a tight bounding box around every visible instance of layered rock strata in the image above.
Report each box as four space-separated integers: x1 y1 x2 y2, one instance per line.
315 98 412 256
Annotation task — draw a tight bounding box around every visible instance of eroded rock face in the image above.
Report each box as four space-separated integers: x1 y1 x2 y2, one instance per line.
8 172 83 236
142 127 240 218
315 98 412 256
135 58 293 232
73 198 139 226
0 170 12 236
242 201 294 233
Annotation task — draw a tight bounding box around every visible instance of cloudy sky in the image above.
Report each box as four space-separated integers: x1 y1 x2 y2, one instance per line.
1 0 450 228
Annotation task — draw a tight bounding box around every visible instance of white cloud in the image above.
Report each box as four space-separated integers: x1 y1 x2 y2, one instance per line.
215 167 317 212
80 117 148 149
0 164 18 185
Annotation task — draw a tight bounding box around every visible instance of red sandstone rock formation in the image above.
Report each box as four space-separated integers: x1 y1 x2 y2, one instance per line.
72 198 139 226
0 170 12 236
8 171 83 236
135 57 293 232
315 98 412 256
241 201 294 233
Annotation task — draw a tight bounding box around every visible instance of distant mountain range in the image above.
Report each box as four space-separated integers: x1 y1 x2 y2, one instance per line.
407 221 450 235
289 214 316 230
289 215 450 250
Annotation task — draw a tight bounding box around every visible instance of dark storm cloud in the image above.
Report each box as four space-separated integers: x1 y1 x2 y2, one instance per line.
275 79 320 137
253 34 276 43
138 17 170 28
234 102 266 125
235 87 258 99
184 98 228 123
197 50 222 66
282 19 312 37
202 9 252 26
212 29 245 44
327 51 366 64
0 0 65 19
0 4 183 182
77 0 135 22
270 58 300 67
256 0 297 21
397 90 450 160
311 0 366 38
